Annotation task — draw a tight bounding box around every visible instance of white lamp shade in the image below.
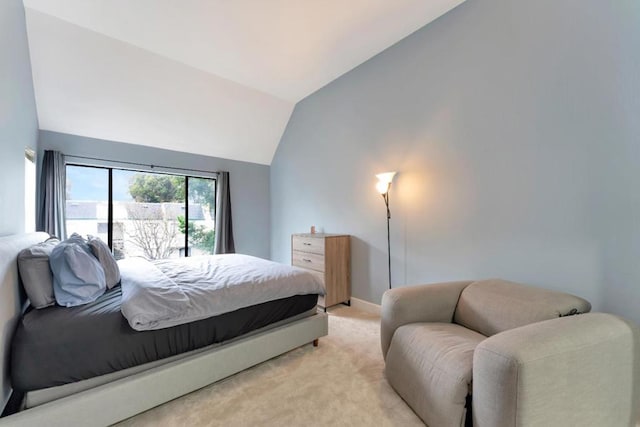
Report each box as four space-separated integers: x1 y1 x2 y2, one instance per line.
376 180 389 194
376 171 396 194
376 172 396 184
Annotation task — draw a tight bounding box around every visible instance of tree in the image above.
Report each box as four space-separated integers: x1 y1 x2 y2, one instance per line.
128 174 184 202
187 178 216 219
185 178 216 253
177 215 215 254
126 204 178 260
126 174 183 259
125 173 216 258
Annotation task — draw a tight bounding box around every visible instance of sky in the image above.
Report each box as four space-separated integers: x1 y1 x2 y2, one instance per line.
67 166 140 201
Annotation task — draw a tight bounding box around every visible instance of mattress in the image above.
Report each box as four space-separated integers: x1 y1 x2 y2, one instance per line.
11 286 317 392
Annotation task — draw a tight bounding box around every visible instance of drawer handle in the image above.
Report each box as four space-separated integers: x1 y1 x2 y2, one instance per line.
303 242 311 246
303 258 312 263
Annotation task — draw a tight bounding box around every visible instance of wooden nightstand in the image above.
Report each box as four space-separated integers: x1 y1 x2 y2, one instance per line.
291 233 351 311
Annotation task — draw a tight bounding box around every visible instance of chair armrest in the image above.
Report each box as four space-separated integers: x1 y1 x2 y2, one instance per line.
380 280 472 359
473 313 640 427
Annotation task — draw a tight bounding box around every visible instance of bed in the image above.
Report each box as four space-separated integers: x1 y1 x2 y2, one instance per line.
0 232 328 426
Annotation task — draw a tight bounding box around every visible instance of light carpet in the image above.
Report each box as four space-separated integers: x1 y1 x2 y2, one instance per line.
116 306 424 427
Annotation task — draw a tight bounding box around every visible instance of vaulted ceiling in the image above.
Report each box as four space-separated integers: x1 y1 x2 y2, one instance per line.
24 0 465 164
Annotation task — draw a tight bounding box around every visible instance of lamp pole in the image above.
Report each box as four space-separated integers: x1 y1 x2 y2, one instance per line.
382 189 391 289
376 172 396 290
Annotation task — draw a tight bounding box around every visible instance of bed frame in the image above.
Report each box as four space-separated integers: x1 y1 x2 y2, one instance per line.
0 232 328 426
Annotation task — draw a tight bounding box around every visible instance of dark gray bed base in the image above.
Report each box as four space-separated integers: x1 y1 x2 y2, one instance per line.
12 287 319 393
24 306 318 408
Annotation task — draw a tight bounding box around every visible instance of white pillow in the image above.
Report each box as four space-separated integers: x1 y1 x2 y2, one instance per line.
88 236 121 289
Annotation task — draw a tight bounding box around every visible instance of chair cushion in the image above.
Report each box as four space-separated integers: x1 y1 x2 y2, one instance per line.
453 279 591 336
385 322 486 427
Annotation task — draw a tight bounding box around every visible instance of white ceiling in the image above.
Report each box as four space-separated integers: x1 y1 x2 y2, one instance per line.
24 0 465 164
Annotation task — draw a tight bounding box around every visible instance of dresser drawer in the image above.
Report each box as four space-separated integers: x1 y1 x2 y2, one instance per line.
292 235 325 254
292 251 325 272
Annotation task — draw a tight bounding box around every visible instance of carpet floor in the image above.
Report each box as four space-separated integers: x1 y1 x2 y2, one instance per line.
116 306 424 427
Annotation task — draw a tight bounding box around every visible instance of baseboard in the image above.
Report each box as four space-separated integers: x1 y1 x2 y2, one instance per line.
350 298 381 316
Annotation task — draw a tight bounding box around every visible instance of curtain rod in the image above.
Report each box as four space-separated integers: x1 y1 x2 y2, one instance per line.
64 154 221 176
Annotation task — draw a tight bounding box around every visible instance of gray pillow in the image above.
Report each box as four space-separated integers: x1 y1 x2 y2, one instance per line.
88 236 120 289
17 238 60 309
50 234 106 307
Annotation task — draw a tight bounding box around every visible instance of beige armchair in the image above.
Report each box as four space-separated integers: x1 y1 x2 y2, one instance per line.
381 279 640 427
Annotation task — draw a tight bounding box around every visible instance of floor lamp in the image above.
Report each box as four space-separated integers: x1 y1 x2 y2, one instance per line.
376 172 396 290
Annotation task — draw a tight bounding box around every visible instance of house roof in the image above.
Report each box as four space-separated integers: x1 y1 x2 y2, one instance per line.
66 201 205 221
23 0 464 165
66 201 98 220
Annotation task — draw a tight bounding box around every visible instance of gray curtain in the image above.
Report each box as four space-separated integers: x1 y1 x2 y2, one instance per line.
214 171 235 254
37 150 66 239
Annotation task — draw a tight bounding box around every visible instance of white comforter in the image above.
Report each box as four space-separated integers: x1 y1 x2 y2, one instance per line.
118 254 325 331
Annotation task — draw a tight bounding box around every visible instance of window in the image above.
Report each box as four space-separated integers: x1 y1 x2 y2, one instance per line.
66 165 108 240
66 165 216 260
187 177 216 257
24 148 36 232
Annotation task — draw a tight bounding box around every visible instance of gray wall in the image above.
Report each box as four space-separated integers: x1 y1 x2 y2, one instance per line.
0 0 39 236
271 0 640 323
39 131 271 259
